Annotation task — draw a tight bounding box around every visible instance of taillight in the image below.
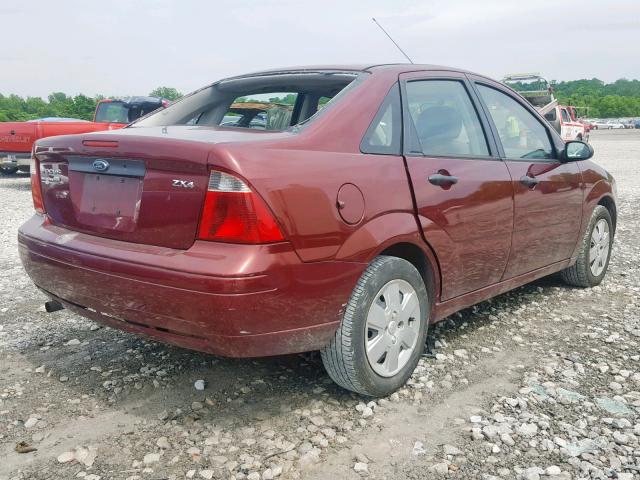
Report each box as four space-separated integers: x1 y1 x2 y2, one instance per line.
30 156 45 215
197 170 284 244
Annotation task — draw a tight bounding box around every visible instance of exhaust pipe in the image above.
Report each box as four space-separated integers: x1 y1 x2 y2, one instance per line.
44 300 64 313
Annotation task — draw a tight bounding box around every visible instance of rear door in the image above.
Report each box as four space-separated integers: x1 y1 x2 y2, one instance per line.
399 71 514 300
470 78 583 278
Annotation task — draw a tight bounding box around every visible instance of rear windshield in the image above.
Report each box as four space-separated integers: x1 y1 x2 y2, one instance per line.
132 71 363 131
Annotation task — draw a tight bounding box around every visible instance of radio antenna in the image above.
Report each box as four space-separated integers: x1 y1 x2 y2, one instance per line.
372 17 414 64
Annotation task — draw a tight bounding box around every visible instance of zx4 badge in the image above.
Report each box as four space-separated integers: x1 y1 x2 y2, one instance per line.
172 179 195 189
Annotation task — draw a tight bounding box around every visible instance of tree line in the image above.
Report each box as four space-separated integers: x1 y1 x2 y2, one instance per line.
0 87 182 122
1 80 640 122
552 78 640 118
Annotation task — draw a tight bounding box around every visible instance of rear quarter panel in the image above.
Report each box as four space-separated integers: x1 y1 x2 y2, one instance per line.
207 71 422 264
213 145 418 263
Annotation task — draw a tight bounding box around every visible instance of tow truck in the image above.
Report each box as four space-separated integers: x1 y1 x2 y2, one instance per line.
0 96 167 174
502 73 587 142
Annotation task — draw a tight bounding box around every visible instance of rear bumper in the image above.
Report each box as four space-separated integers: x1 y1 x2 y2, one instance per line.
18 215 365 357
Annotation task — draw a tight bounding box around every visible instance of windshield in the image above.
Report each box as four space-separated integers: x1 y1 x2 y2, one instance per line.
95 101 164 124
132 71 363 131
95 102 130 123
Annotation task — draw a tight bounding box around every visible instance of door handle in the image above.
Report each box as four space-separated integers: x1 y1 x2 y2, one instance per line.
520 175 539 187
428 173 458 186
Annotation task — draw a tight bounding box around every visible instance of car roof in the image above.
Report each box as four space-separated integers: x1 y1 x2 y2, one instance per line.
226 63 486 79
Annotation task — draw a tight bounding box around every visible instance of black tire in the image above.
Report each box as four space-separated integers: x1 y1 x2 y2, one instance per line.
561 205 613 287
321 255 429 397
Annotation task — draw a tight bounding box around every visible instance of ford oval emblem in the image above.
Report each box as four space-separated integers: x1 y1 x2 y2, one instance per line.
92 159 110 172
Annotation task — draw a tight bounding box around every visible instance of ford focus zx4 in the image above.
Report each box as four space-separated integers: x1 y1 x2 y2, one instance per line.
19 64 617 397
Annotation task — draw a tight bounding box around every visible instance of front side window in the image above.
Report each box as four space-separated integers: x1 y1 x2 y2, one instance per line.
405 80 489 157
561 109 570 122
477 84 554 160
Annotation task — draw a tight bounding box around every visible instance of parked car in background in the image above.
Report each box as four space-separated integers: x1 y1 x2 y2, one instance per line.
623 119 636 129
635 119 640 129
591 119 609 130
606 120 626 129
0 96 168 174
19 64 617 397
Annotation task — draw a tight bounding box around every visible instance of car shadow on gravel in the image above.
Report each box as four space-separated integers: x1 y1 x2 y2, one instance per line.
426 272 572 344
14 316 357 426
8 272 576 430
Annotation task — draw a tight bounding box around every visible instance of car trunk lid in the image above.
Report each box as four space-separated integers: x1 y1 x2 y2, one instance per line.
35 130 217 249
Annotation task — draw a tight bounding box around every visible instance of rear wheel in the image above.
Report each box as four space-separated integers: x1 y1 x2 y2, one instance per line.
321 256 429 397
561 205 613 287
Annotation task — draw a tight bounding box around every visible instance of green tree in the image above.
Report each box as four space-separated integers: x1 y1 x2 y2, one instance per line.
149 87 182 101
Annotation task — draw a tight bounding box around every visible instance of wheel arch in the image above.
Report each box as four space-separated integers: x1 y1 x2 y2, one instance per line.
378 242 438 306
334 212 443 308
597 194 617 233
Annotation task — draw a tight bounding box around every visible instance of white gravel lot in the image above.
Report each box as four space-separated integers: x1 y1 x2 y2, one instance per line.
0 129 639 480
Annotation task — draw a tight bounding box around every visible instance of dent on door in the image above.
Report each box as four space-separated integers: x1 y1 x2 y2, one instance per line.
407 158 514 300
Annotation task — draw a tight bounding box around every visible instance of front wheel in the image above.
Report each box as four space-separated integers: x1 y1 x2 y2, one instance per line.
561 205 613 287
321 256 429 397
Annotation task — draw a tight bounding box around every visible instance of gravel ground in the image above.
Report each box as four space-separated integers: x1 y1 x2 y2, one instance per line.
0 129 638 480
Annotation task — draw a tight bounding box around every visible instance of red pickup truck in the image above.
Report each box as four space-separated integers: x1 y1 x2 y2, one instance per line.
0 96 167 174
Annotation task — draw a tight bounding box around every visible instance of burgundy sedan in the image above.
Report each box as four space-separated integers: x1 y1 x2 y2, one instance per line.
19 65 616 397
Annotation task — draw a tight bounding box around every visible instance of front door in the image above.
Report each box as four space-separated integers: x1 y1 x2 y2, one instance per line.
400 72 514 300
472 81 583 278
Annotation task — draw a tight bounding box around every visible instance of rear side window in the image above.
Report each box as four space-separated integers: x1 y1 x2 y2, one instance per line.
405 80 489 157
360 84 401 155
477 84 554 160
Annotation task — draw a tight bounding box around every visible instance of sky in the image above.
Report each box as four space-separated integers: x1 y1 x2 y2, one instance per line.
2 0 639 98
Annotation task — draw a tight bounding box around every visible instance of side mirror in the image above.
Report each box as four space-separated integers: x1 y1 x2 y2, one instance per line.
563 141 594 162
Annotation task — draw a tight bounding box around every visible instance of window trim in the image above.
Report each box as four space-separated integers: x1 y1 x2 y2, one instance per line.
398 76 501 161
470 80 560 163
359 82 403 155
